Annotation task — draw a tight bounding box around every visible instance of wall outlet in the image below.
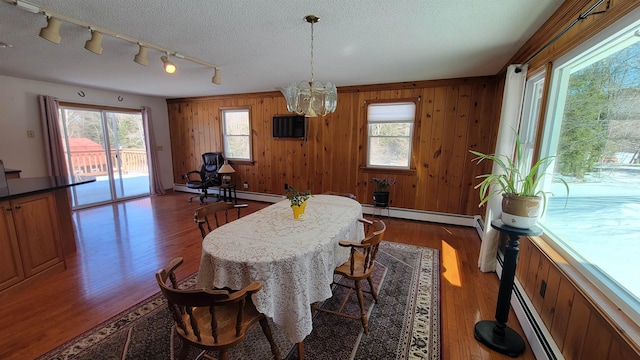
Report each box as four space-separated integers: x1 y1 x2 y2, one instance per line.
243 182 248 189
26 130 35 138
540 280 547 298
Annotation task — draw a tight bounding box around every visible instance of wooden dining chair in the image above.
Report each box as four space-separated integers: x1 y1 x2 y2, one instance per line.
313 218 386 334
156 257 281 360
322 191 357 200
194 202 249 238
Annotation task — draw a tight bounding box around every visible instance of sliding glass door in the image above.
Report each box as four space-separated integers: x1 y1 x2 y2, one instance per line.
59 106 150 208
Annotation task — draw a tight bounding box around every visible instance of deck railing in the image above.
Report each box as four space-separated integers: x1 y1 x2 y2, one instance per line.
68 149 148 176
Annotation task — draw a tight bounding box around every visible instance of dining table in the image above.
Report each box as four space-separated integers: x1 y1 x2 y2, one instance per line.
195 194 365 348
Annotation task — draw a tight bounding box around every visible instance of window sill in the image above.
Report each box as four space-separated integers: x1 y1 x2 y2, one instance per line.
359 167 416 176
228 160 254 166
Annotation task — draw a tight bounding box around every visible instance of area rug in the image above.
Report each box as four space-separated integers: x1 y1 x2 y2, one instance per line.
37 242 440 360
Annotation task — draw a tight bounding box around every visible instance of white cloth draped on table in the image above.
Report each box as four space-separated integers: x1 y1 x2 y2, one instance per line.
196 195 365 343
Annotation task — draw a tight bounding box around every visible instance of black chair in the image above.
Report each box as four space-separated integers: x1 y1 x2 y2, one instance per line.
185 152 224 204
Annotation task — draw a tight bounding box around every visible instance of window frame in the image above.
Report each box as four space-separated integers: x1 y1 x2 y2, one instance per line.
535 8 640 327
220 106 253 163
362 98 419 173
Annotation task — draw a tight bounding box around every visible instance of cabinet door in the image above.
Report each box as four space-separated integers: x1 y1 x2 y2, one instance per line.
12 193 64 277
0 201 25 291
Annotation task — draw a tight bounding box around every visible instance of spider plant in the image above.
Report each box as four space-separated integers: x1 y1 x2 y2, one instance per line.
469 133 568 211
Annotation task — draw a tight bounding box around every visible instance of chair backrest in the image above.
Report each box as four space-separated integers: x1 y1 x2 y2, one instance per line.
323 191 357 200
343 219 386 276
201 152 224 185
0 160 7 189
194 202 248 238
155 257 263 346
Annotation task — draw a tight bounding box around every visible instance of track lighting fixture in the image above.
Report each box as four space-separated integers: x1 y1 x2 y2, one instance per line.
39 16 61 44
161 55 176 74
84 29 103 54
9 0 223 85
134 44 148 66
15 0 39 13
212 68 221 85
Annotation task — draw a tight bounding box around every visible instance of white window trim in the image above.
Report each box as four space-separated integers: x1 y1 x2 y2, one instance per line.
538 6 640 327
366 101 417 170
221 108 252 161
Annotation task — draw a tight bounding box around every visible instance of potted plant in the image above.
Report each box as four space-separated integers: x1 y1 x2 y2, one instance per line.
469 134 568 229
371 177 396 208
286 186 312 220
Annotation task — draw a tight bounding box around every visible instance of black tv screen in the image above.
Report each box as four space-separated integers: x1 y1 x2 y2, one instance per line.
273 115 306 138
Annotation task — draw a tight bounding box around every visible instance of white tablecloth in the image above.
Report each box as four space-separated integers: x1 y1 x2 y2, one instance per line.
196 194 364 343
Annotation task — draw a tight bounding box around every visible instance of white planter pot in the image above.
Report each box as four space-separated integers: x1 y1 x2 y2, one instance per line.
501 194 541 229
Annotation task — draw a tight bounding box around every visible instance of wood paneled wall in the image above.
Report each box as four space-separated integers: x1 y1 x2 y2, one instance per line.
517 237 639 359
167 77 499 216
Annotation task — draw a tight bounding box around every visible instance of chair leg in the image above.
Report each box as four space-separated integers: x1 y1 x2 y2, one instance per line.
367 275 379 303
354 280 369 334
259 317 282 360
177 341 191 360
219 350 229 360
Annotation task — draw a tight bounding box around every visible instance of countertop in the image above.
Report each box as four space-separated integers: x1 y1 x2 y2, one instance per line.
0 176 96 201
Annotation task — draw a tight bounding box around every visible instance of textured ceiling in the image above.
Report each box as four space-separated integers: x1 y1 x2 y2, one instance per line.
0 0 563 99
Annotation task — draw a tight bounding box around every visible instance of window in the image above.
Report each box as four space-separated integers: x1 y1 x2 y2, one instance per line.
58 104 149 208
519 70 546 177
366 101 416 169
221 108 252 161
536 10 640 325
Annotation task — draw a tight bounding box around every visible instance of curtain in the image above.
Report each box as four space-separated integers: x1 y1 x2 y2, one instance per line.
477 64 528 273
142 106 165 195
38 95 68 177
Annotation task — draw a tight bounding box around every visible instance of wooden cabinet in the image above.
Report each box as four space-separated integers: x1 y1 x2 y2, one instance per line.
0 192 64 292
0 201 24 290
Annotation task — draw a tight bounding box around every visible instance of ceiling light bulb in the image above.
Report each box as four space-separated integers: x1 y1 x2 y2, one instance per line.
161 55 176 74
212 68 221 85
39 16 62 44
84 30 103 54
134 44 148 66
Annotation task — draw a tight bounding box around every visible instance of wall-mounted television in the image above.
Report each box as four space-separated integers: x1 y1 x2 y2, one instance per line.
272 115 306 139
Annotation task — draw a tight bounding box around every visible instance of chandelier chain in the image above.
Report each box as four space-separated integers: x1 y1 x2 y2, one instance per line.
283 14 337 117
310 19 314 84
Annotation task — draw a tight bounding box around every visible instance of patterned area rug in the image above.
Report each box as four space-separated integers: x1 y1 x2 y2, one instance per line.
37 242 440 360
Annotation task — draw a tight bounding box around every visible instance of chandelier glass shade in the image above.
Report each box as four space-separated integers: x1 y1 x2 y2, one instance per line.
284 15 337 118
284 80 337 118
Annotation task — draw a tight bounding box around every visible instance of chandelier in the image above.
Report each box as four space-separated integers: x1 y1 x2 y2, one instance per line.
284 15 337 118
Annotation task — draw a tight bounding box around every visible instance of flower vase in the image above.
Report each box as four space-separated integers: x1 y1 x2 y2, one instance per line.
292 201 307 220
373 191 389 208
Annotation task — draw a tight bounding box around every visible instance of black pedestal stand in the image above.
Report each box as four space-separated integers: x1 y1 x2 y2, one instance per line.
474 219 542 357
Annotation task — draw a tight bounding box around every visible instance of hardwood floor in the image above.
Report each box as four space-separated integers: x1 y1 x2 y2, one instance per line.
0 191 535 360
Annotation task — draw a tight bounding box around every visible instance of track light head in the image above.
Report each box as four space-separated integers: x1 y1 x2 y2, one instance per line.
39 16 61 44
134 44 148 66
212 67 221 85
161 55 176 74
84 30 103 54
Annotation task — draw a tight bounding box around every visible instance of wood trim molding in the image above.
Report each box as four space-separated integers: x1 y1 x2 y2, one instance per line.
166 76 497 104
501 0 640 75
